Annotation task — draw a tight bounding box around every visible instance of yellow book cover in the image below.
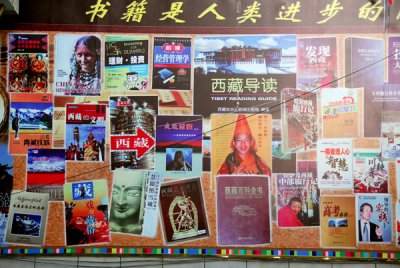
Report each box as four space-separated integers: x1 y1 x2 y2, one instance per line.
320 195 356 248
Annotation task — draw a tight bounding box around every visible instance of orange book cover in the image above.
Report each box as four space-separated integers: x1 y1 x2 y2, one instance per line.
320 196 356 248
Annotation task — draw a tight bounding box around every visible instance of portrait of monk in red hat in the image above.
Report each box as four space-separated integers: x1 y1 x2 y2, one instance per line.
217 114 271 175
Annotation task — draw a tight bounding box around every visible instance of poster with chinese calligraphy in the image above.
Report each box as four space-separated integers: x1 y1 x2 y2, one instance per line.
9 93 53 155
156 115 202 179
297 37 337 90
104 35 149 91
345 37 384 137
152 37 191 90
276 172 319 227
109 95 158 170
65 104 106 162
381 110 400 160
281 88 317 153
142 171 162 237
27 148 65 201
320 196 356 248
64 179 109 246
5 191 49 246
211 114 272 190
8 33 48 93
54 34 102 96
216 175 270 245
193 35 296 118
356 194 392 243
320 87 363 138
110 170 161 237
159 177 209 245
317 139 353 189
388 36 400 84
0 0 388 29
353 139 388 194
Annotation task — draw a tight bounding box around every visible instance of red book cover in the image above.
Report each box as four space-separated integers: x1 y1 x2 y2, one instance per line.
281 88 317 153
64 180 110 246
297 37 338 90
27 148 65 201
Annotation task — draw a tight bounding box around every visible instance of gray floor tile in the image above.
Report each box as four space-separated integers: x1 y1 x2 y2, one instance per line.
163 257 205 268
35 256 78 268
0 257 35 268
247 260 290 268
332 263 375 268
205 259 247 268
121 257 162 268
77 256 121 267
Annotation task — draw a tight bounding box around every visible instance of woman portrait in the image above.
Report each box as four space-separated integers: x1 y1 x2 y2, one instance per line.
66 35 101 96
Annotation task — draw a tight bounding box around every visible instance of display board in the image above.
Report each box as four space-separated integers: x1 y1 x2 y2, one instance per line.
0 0 400 262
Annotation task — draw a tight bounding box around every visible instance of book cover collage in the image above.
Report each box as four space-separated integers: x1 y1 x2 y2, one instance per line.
0 32 399 250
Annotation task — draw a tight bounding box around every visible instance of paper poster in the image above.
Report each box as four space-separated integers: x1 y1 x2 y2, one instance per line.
155 115 202 178
9 93 53 155
345 37 384 137
317 139 353 189
8 33 48 93
27 148 65 201
6 191 49 246
211 113 272 189
320 87 363 138
216 175 270 245
110 170 161 237
64 180 109 246
105 35 149 91
159 177 209 244
356 194 392 243
320 196 356 248
281 88 317 153
0 143 13 246
388 36 400 83
194 35 296 118
54 34 102 96
297 37 338 90
109 95 158 170
276 172 319 227
152 36 191 90
353 139 388 194
65 104 106 162
381 111 400 160
396 202 400 246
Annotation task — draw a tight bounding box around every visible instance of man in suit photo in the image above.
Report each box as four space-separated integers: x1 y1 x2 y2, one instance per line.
358 202 383 242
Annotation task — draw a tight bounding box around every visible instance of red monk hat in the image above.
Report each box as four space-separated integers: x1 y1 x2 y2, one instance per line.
233 114 252 136
231 114 257 152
